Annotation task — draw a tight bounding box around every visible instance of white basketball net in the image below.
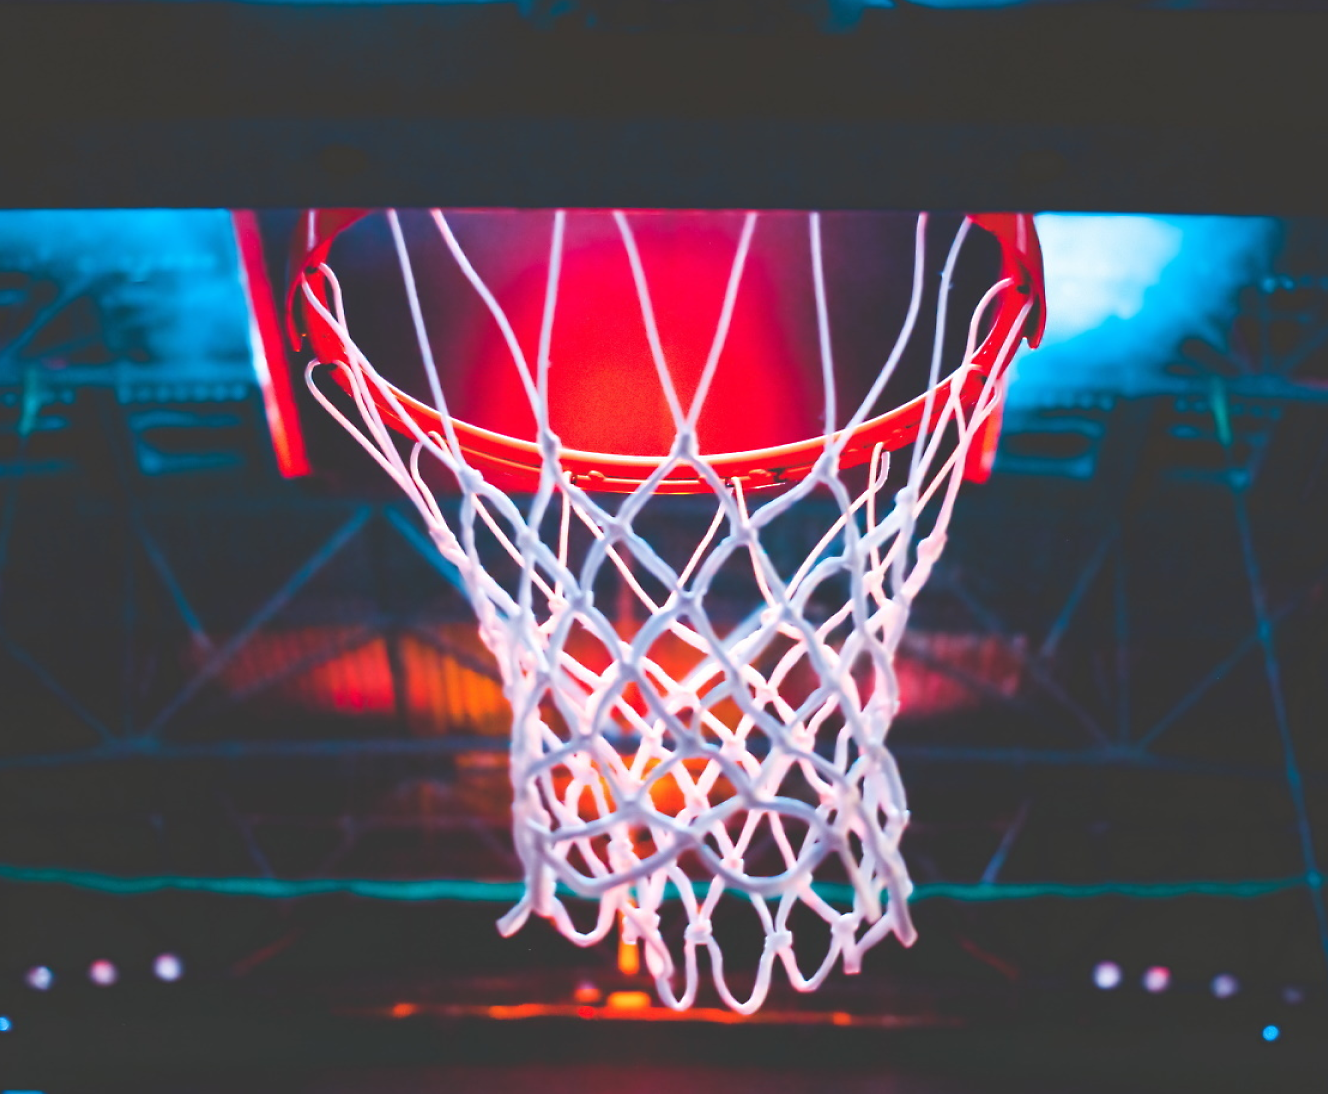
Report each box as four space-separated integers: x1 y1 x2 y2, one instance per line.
302 209 1030 1013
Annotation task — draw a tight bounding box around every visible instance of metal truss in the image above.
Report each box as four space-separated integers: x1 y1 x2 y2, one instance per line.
4 247 1328 999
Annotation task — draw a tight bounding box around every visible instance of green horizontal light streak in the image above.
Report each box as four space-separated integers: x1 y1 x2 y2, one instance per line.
0 863 1312 904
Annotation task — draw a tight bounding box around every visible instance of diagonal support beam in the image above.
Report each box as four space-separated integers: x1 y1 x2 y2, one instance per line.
1212 378 1328 977
1132 575 1323 752
1038 531 1115 661
406 624 502 684
980 799 1031 886
139 507 373 741
899 637 1093 745
218 793 274 880
0 630 114 744
133 511 213 653
948 578 1111 746
220 621 383 708
384 505 467 597
0 274 94 369
1113 534 1130 745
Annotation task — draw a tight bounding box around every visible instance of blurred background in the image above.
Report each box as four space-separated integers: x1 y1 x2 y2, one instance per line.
0 206 1325 1091
2 0 1328 1091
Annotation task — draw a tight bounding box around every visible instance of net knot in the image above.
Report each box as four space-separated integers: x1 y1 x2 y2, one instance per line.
455 466 486 495
674 432 702 461
864 570 887 602
608 836 638 873
831 913 859 941
764 929 794 955
789 724 815 752
719 737 749 765
566 752 597 783
917 531 947 564
684 918 714 946
818 788 843 813
673 589 699 613
625 906 660 940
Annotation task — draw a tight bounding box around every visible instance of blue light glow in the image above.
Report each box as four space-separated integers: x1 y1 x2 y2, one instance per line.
23 966 53 992
0 1016 11 1032
0 210 256 408
1009 215 1278 407
1262 1024 1281 1042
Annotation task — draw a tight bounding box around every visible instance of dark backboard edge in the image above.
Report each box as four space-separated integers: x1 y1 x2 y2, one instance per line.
2 2 1326 213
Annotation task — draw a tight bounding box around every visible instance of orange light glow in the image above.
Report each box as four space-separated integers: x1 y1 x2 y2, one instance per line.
197 623 508 729
617 927 640 977
383 1001 959 1028
359 996 963 1029
572 981 602 1004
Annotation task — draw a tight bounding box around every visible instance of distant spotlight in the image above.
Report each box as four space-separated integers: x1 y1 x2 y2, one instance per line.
1282 985 1305 1005
87 959 118 987
1211 974 1240 999
572 980 602 1005
1262 1024 1281 1042
1142 966 1171 994
24 966 53 992
0 1015 11 1032
152 953 183 983
1093 961 1123 990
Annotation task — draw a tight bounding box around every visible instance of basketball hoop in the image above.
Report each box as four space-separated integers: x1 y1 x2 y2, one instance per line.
289 208 1044 1012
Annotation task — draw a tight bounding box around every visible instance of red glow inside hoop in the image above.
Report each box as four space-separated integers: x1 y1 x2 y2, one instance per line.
461 216 813 458
289 210 1044 493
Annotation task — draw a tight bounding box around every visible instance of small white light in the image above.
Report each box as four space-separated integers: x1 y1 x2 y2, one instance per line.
1211 973 1239 999
153 953 183 983
1093 961 1122 990
1282 985 1305 1005
1142 965 1171 994
24 966 53 992
88 959 118 987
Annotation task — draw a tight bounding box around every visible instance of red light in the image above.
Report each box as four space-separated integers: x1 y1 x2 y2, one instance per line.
449 212 814 460
88 959 118 986
1143 966 1171 993
232 211 310 478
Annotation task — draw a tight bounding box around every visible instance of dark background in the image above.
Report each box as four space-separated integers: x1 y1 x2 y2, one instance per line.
2 2 1328 1091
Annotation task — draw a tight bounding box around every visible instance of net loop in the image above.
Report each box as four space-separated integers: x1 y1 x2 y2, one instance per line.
292 207 1044 1012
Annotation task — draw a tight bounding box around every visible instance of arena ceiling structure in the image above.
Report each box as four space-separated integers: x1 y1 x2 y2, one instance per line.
1 2 1328 1091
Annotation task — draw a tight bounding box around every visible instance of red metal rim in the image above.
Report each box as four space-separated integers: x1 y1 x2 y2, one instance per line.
288 210 1045 494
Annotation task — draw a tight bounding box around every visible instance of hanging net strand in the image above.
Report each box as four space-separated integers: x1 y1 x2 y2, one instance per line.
293 208 1043 1013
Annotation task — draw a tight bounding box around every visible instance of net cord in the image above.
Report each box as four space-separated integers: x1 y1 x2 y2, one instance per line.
301 210 1031 1012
